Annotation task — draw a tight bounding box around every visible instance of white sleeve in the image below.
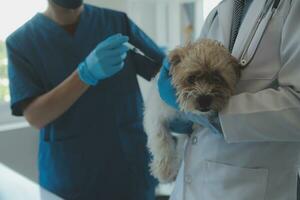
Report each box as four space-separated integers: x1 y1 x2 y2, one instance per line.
220 0 300 143
199 7 218 39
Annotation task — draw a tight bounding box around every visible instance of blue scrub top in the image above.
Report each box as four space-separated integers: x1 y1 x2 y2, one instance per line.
6 4 164 200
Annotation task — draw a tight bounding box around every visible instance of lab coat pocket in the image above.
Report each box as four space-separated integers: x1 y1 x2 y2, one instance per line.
200 160 268 200
39 137 88 199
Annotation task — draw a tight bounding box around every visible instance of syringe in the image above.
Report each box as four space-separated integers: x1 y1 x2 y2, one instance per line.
124 42 157 64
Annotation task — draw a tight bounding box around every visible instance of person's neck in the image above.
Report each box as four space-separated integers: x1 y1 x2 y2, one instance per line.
43 3 84 25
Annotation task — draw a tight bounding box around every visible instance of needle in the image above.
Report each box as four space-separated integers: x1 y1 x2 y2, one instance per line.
124 42 158 64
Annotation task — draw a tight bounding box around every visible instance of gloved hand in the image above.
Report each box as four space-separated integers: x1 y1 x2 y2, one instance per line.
78 34 129 85
169 113 194 134
185 112 223 135
157 58 179 109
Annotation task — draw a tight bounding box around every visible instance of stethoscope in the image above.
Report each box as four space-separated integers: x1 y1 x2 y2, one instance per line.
239 0 281 68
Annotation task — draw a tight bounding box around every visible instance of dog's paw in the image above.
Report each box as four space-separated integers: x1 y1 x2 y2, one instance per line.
150 155 181 183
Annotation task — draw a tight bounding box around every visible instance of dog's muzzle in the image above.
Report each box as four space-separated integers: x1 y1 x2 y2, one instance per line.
196 95 212 112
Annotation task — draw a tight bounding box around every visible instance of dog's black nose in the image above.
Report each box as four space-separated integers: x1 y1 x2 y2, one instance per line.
197 95 212 111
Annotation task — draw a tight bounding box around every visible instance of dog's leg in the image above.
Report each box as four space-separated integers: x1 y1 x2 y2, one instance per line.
144 77 181 183
147 126 181 183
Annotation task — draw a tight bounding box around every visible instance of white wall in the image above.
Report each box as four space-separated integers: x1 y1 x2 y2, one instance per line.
0 127 39 183
85 0 156 98
86 0 157 44
126 1 157 42
85 0 127 12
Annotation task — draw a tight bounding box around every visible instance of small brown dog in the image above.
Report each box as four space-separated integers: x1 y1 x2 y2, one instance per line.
143 39 242 183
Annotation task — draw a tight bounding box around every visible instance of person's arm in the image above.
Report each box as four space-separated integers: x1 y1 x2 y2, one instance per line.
25 34 129 129
23 71 88 129
219 0 300 143
7 34 129 129
124 14 165 80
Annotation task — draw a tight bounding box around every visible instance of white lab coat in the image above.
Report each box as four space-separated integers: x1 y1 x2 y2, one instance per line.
171 0 300 199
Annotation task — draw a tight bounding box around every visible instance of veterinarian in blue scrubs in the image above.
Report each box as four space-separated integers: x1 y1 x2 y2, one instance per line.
6 0 164 199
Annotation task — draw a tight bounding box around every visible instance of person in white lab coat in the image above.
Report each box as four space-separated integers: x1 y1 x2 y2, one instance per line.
157 0 300 199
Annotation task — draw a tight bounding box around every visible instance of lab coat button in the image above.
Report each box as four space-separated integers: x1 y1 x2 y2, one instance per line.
241 59 247 66
192 136 198 145
185 175 192 184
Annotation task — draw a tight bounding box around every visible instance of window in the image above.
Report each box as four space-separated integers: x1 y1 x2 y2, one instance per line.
0 41 8 103
0 0 46 126
0 0 47 104
181 0 222 44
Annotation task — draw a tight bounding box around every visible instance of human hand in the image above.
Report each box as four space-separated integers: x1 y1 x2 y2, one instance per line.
157 58 179 109
185 112 223 134
78 34 129 85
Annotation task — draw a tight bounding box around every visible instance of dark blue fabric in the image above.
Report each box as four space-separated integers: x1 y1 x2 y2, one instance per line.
6 4 164 200
298 175 300 200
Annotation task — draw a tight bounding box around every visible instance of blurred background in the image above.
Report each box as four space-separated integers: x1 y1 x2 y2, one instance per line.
0 0 221 198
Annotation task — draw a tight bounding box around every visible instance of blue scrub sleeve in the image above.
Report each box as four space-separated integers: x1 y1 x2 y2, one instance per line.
6 39 44 116
124 15 165 80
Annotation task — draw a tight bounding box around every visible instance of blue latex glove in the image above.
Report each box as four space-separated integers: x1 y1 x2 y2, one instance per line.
78 34 129 85
157 58 179 109
185 112 223 135
169 113 194 134
209 112 223 134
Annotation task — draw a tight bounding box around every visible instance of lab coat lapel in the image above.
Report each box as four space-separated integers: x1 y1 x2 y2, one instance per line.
232 0 268 59
217 0 234 48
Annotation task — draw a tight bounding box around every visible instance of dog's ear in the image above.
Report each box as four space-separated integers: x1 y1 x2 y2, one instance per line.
168 47 186 76
168 41 192 67
168 42 194 75
168 48 183 66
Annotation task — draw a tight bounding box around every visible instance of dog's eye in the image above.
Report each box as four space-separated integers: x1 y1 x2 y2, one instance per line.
212 75 224 84
187 75 197 84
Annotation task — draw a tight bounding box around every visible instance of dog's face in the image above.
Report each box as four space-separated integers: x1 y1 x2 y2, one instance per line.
169 39 241 114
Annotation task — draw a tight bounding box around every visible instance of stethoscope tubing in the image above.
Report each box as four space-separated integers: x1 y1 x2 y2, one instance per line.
239 0 281 68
